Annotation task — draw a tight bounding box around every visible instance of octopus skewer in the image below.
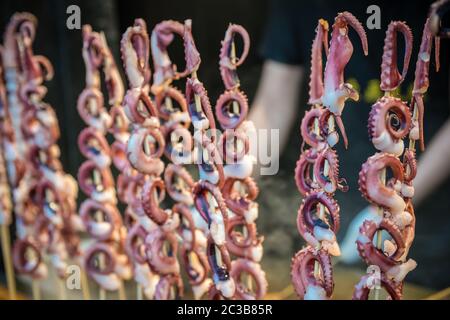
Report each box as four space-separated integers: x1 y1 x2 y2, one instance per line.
2 12 81 300
216 23 267 300
354 20 418 300
151 19 214 300
78 25 131 300
0 50 16 299
181 20 239 300
121 18 185 300
292 13 367 300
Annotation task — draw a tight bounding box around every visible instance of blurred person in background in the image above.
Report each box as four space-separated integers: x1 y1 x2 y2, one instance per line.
250 0 450 289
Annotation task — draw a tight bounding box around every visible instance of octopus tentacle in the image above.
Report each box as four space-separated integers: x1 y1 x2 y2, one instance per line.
206 236 235 299
290 247 334 300
221 177 258 221
313 148 347 193
230 259 268 300
219 24 250 90
368 96 411 156
322 11 368 149
154 274 184 300
300 107 325 149
380 21 413 92
145 227 180 275
226 215 263 262
215 90 248 130
353 273 402 300
296 191 340 256
164 164 194 205
120 18 150 88
356 218 416 282
127 127 165 176
183 19 201 75
294 149 318 196
358 153 406 215
186 78 216 133
308 19 329 105
150 20 185 93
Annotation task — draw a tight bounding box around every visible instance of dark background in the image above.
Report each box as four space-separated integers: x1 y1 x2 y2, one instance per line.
0 0 449 294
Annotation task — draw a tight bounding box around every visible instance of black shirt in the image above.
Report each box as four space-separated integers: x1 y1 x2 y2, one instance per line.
260 0 450 289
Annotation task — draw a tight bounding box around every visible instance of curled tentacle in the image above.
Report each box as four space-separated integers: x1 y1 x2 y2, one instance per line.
77 160 115 203
230 259 268 300
150 20 186 93
127 126 165 176
84 242 121 291
111 141 128 171
358 153 406 215
35 178 67 227
101 34 125 106
141 178 169 226
3 13 38 69
186 78 216 133
195 134 225 187
215 90 249 130
154 86 189 124
380 21 413 92
300 107 325 149
219 24 250 90
125 223 148 264
13 237 47 279
181 245 210 286
164 164 194 205
108 105 130 143
308 19 329 105
353 273 402 300
79 199 123 241
313 148 347 194
402 148 417 183
294 149 319 196
206 236 235 299
290 247 334 300
368 96 411 156
226 215 263 262
154 274 184 300
145 227 180 275
123 87 159 126
221 177 259 222
77 88 111 132
81 25 103 88
183 19 201 75
21 105 60 149
193 180 229 245
77 127 111 168
297 191 341 256
356 218 416 282
120 18 151 88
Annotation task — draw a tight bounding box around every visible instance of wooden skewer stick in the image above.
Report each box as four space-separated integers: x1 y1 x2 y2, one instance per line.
373 91 393 300
374 168 386 301
80 267 91 300
57 273 67 300
31 278 41 300
118 281 126 300
0 223 16 299
136 283 143 300
230 40 240 115
409 101 419 151
92 169 107 300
